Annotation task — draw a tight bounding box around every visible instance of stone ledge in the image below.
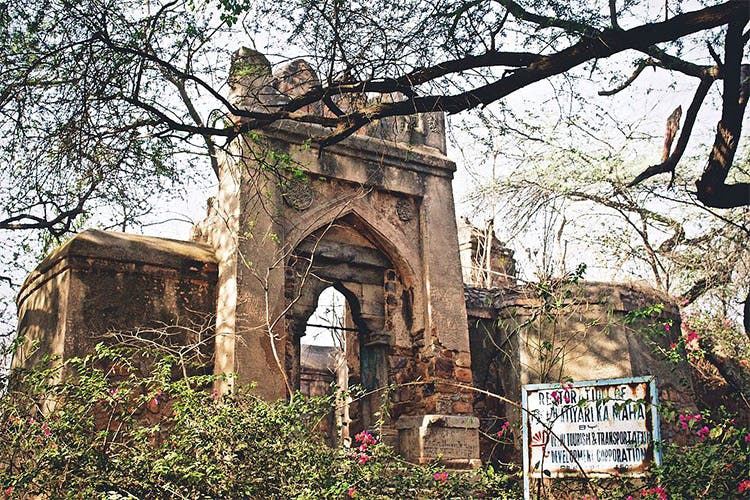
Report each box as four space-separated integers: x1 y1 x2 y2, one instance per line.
261 121 456 178
18 229 218 308
395 414 480 429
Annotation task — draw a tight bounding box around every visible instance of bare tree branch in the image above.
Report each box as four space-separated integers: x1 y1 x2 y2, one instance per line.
312 2 746 147
629 77 714 187
696 14 750 209
598 59 651 96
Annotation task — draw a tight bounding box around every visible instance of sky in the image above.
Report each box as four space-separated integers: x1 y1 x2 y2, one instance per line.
3 0 748 355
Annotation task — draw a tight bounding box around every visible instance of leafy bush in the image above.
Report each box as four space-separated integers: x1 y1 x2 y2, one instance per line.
656 408 750 499
7 338 749 498
0 344 521 499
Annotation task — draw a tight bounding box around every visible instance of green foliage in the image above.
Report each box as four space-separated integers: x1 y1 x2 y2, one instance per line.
656 408 750 498
624 303 665 324
0 344 522 499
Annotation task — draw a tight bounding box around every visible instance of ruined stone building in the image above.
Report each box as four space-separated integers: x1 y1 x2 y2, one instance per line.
12 49 692 466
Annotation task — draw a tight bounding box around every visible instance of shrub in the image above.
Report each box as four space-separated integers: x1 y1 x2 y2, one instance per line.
0 344 521 499
656 408 750 498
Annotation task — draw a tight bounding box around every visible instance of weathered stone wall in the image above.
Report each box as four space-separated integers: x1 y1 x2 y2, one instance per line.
466 281 692 463
13 230 218 375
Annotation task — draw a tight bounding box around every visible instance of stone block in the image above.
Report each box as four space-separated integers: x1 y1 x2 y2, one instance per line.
451 401 473 414
396 414 481 468
454 367 473 383
433 357 455 378
455 351 472 368
389 355 408 370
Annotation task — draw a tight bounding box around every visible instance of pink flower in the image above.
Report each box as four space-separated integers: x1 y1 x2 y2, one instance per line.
669 343 677 350
678 413 702 430
684 330 700 350
653 486 667 500
41 423 51 437
744 432 750 443
641 486 667 500
357 453 370 465
434 471 448 483
551 391 561 404
739 480 750 493
697 426 710 441
347 487 357 498
561 380 574 390
108 388 119 397
664 323 671 332
354 431 377 446
497 421 511 437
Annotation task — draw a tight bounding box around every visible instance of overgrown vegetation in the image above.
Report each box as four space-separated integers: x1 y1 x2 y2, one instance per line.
3 334 750 498
0 344 520 499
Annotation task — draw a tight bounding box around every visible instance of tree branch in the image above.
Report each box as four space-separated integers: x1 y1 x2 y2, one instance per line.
598 59 651 96
679 269 733 306
696 13 750 209
628 77 714 187
315 1 746 147
164 73 221 179
609 0 621 30
492 0 599 37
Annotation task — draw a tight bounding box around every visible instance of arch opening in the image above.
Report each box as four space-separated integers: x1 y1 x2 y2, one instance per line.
288 217 406 445
299 282 377 446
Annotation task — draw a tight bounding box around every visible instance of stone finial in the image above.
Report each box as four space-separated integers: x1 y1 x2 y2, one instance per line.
273 59 320 96
226 48 446 152
228 47 288 113
272 59 322 114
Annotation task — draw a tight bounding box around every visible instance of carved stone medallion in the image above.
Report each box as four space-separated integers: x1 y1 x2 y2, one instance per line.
281 178 314 210
396 198 414 222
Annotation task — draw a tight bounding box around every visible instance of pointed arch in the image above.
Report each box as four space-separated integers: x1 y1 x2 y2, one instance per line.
285 200 425 333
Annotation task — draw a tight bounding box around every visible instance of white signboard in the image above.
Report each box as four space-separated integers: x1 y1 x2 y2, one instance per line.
522 376 661 498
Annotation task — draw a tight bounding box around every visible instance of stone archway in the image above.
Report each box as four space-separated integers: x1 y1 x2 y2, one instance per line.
286 216 400 440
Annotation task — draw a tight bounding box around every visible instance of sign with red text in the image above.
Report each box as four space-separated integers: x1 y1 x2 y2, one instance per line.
521 376 661 496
